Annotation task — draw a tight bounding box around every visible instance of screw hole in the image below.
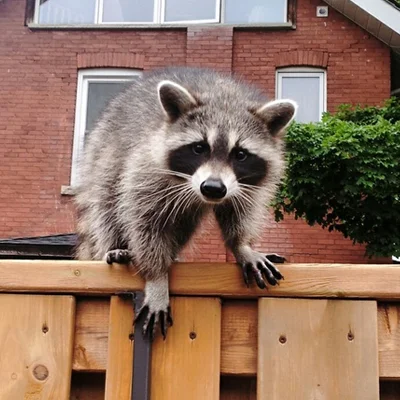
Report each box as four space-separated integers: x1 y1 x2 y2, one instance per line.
42 324 49 334
279 335 287 344
189 331 197 340
129 333 134 341
348 332 354 341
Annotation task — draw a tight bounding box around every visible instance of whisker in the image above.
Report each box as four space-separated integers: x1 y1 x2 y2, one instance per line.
152 168 192 180
154 188 190 226
238 182 262 190
161 185 194 229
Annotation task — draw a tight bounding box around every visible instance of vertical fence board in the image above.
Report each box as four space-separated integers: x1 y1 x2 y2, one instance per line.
221 300 257 376
378 303 400 380
0 294 75 400
105 296 134 400
73 298 109 372
151 297 221 400
257 299 379 400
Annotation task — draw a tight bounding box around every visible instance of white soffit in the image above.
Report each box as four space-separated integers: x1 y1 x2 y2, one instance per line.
324 0 400 53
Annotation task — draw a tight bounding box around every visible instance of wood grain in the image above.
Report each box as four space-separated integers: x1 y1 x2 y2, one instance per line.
378 303 400 380
0 260 399 299
0 294 75 399
257 298 379 400
221 300 257 375
73 298 109 371
151 297 221 400
70 298 400 380
104 296 134 400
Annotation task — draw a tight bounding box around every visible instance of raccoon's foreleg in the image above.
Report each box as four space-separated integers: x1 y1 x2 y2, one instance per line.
135 275 173 340
215 205 284 289
105 247 172 338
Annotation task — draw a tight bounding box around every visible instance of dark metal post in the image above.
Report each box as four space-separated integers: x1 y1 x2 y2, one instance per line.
131 291 152 400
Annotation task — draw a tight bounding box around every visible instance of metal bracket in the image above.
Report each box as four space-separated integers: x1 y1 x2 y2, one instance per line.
132 291 152 400
117 291 152 400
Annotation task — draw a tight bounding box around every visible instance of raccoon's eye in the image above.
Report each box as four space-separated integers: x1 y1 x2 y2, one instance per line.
192 142 208 155
235 149 248 162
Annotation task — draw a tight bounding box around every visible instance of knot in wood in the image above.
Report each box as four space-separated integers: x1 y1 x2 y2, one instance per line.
33 365 49 381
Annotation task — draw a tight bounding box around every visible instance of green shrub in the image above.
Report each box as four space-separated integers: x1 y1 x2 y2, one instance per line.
273 98 400 257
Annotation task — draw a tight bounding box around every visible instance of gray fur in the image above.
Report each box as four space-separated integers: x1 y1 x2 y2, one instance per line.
75 67 296 338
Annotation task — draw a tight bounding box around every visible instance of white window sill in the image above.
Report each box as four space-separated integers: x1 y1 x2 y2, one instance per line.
61 185 77 196
27 22 294 30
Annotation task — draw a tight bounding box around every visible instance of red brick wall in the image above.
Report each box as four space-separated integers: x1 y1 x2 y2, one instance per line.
0 0 391 263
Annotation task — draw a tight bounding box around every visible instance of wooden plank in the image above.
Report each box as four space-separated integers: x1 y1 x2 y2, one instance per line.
70 372 105 400
0 294 75 399
0 260 399 299
221 300 257 376
105 296 134 400
366 15 382 37
343 0 358 20
220 376 256 400
73 298 109 372
257 299 379 400
378 303 400 380
151 297 221 400
71 299 400 379
378 24 394 46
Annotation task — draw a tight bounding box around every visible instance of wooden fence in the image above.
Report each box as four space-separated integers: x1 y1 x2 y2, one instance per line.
0 260 400 399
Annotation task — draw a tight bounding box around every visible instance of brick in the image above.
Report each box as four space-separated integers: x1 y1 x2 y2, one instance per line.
0 0 391 265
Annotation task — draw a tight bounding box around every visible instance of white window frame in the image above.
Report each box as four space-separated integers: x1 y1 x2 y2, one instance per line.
34 0 287 25
276 67 327 122
70 68 142 186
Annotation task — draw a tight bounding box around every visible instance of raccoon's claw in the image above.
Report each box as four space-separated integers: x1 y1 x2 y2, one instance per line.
135 305 173 341
105 249 132 265
239 251 285 289
264 255 285 280
265 253 286 264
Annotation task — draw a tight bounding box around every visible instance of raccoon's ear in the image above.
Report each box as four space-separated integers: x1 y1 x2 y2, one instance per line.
158 80 198 122
251 99 297 137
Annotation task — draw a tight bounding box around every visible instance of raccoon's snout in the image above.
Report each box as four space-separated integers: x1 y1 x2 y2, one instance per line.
200 178 227 200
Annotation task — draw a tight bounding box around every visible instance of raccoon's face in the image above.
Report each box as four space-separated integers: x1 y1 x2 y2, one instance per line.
158 80 297 205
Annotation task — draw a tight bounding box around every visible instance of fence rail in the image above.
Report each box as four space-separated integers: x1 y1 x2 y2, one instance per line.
0 260 399 399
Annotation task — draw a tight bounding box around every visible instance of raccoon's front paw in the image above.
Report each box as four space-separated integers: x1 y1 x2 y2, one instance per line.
236 247 284 289
135 276 173 340
105 249 132 265
135 303 173 341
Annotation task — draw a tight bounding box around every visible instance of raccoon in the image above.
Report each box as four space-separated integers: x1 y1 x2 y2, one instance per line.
75 67 297 339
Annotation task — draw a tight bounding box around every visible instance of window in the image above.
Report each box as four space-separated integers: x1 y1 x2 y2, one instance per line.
70 69 141 186
34 0 288 25
276 68 326 123
225 0 287 24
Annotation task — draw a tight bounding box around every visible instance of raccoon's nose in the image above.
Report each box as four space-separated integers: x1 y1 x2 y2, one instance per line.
200 179 227 200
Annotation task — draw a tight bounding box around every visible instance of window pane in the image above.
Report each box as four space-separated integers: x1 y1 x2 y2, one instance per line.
280 76 321 123
85 81 131 137
225 0 286 23
164 0 217 22
102 0 154 23
38 0 96 24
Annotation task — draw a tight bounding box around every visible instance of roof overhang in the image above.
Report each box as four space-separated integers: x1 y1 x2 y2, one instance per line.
324 0 400 55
